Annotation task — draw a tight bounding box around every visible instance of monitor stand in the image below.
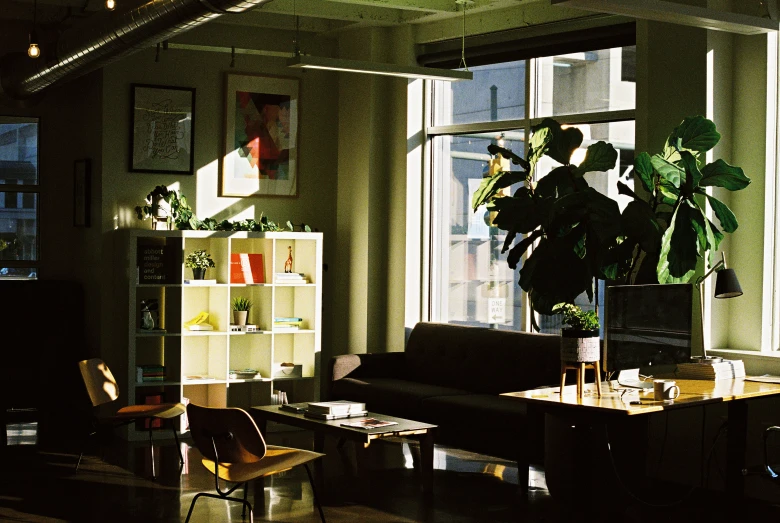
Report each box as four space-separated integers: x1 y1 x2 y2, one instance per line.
616 368 653 389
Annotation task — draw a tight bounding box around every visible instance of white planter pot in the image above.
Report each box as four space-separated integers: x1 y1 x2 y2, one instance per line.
233 310 248 326
560 329 600 362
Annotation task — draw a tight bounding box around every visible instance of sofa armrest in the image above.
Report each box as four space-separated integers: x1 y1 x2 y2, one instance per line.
330 352 406 381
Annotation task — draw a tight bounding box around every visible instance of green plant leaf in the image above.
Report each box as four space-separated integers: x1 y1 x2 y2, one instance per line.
633 152 655 193
487 144 530 170
471 170 526 211
678 150 702 195
669 115 721 152
658 179 680 204
532 118 583 166
657 203 697 284
704 193 739 233
616 180 639 200
699 159 751 190
536 165 577 199
650 155 683 188
506 230 541 269
527 126 552 172
573 141 618 176
621 200 662 254
689 205 709 254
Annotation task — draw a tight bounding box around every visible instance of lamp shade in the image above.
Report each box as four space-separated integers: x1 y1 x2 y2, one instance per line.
714 268 743 299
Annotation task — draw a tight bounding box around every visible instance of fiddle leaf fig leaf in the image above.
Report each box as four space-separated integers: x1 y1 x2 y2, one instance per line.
689 205 709 254
678 150 702 195
507 230 542 269
657 202 698 284
650 154 683 188
573 141 618 176
699 159 751 190
536 165 576 199
633 152 655 193
471 170 524 211
621 199 662 254
487 144 529 170
669 115 721 152
704 194 739 233
658 179 680 205
532 118 583 166
527 128 552 172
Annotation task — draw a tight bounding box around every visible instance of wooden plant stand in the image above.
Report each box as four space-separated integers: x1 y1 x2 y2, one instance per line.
560 360 602 398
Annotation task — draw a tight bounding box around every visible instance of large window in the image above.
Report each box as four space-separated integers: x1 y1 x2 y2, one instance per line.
0 116 39 279
427 44 635 333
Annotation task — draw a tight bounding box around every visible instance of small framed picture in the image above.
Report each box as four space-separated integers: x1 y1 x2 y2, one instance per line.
220 73 299 197
130 84 196 174
73 159 91 227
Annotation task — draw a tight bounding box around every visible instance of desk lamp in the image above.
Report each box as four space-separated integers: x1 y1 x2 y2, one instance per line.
693 252 742 363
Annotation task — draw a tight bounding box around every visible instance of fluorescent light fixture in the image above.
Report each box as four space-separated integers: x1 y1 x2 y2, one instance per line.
551 0 779 35
287 55 473 82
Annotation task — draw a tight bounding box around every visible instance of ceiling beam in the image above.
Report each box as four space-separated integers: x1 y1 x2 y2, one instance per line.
253 0 425 24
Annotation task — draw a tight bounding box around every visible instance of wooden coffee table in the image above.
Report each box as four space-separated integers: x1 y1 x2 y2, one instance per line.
250 405 437 495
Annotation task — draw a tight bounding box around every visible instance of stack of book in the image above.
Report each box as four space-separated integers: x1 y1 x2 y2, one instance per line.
676 359 746 380
304 400 367 420
275 272 308 284
273 317 304 331
136 364 165 383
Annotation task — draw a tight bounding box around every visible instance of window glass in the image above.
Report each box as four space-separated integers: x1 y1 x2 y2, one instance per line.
434 61 526 126
0 116 39 280
535 46 636 117
431 132 525 329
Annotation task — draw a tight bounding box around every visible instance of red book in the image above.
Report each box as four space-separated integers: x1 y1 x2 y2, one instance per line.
230 253 264 284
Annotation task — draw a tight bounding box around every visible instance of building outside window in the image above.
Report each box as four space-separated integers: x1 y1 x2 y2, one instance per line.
427 44 635 334
0 116 39 280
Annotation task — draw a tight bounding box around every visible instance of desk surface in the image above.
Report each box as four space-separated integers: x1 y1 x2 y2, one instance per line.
501 379 780 416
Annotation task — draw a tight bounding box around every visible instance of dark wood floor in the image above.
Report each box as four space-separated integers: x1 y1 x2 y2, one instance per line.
3 421 780 522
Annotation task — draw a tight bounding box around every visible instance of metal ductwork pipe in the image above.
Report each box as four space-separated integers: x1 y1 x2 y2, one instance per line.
0 0 275 100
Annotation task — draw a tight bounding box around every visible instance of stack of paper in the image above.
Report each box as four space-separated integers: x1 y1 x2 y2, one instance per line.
304 400 367 420
275 272 308 284
676 359 746 380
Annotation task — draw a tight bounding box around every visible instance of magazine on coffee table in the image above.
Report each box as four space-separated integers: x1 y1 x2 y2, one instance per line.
341 417 398 429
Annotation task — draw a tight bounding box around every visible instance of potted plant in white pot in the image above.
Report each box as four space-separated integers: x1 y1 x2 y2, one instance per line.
185 249 215 280
231 296 252 326
557 303 601 363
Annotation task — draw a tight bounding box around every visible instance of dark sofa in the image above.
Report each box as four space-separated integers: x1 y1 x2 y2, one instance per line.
329 321 561 488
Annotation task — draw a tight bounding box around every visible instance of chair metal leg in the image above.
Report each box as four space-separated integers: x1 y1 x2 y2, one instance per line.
764 426 780 478
185 492 253 523
304 463 326 523
148 424 156 479
170 419 184 465
242 482 249 517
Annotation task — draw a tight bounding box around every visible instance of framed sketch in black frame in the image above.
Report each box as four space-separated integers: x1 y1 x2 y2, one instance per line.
73 158 91 227
130 84 196 174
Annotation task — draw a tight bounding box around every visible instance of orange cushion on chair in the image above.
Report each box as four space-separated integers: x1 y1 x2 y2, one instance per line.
115 403 186 419
201 445 325 483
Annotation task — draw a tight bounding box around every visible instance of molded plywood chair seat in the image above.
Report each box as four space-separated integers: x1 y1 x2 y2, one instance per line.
76 358 185 477
185 404 327 523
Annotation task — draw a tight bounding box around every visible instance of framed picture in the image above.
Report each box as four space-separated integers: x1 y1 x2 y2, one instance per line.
130 84 195 174
73 158 91 227
220 73 299 197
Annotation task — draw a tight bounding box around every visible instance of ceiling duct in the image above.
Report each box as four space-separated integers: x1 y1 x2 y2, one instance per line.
0 0 275 100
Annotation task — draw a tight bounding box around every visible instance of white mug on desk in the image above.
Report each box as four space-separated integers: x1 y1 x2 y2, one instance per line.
654 379 680 401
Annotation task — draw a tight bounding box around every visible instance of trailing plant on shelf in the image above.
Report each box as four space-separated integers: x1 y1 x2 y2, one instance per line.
185 250 215 270
232 296 252 312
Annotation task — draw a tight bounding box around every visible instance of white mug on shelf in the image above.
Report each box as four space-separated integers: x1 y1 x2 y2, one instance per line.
653 379 680 401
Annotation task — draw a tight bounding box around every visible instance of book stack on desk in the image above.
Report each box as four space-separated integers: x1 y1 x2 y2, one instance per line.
304 400 367 420
676 359 746 380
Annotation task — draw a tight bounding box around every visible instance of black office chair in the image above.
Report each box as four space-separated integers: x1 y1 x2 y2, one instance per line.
762 425 780 479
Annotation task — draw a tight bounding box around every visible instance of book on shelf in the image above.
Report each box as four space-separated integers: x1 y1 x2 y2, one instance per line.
303 410 368 420
231 253 265 284
275 272 308 284
274 317 303 322
273 325 299 331
307 400 366 416
137 244 177 284
184 279 217 285
279 402 308 413
341 418 398 429
676 359 746 380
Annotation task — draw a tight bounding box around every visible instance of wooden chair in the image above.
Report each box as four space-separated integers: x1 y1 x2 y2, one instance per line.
185 403 326 523
76 358 185 477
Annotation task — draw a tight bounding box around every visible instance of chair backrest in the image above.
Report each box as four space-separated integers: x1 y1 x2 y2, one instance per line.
187 404 267 464
78 358 120 407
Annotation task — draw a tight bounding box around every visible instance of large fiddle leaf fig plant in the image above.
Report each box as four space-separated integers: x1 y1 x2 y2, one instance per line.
472 118 622 326
616 116 751 284
472 116 751 330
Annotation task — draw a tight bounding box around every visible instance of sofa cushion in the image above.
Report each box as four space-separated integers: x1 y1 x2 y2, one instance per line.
404 322 561 394
421 394 527 431
331 377 470 420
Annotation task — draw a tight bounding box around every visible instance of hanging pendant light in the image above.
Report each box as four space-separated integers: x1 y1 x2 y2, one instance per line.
105 0 116 10
28 0 40 59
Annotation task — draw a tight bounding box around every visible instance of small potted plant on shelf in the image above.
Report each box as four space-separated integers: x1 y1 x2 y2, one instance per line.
556 303 601 363
231 296 252 326
185 249 215 280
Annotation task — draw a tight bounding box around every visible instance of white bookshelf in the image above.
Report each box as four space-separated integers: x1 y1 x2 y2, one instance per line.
120 229 322 439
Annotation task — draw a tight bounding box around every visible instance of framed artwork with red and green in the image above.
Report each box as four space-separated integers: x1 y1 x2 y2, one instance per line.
220 73 300 197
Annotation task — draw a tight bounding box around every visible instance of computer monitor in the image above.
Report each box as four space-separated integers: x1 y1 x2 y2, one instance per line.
604 283 693 377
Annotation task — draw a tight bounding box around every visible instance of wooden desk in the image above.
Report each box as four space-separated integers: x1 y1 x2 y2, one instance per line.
502 379 780 500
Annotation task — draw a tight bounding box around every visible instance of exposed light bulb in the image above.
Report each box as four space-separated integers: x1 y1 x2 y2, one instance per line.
105 0 116 10
27 39 40 59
